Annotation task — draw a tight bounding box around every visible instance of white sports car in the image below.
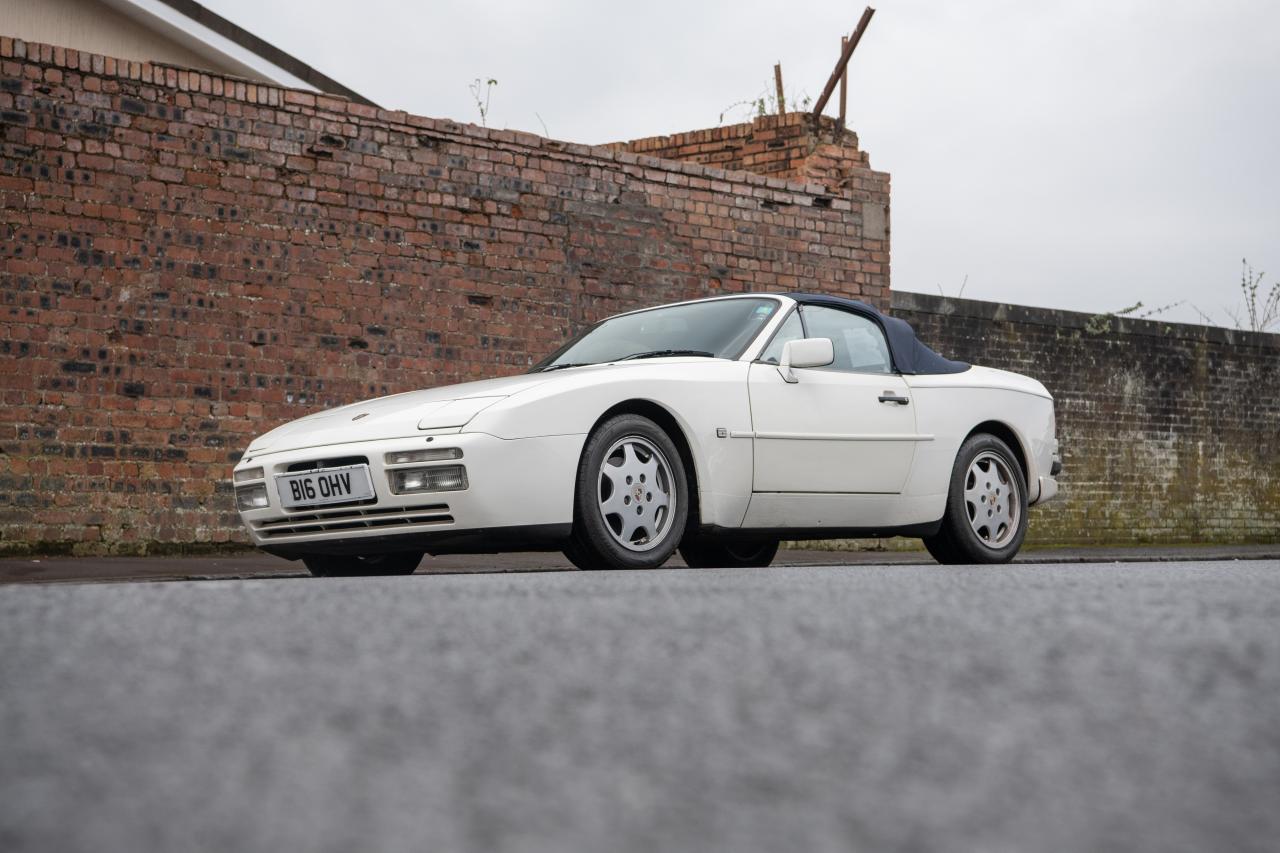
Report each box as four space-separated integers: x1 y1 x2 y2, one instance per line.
232 293 1060 575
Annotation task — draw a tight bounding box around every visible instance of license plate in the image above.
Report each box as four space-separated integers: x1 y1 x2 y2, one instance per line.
275 464 375 508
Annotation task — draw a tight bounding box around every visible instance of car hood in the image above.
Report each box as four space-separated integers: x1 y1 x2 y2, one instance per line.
244 373 553 455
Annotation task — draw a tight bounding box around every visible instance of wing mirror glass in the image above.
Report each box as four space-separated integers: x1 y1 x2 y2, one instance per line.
778 337 834 383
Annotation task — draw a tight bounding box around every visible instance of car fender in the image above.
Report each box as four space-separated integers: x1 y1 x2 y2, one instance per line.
466 360 756 528
904 366 1057 504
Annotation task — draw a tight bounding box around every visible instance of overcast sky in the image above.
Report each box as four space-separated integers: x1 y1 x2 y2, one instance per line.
204 0 1279 327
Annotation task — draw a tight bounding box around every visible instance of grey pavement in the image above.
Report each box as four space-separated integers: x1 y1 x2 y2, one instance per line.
2 542 1278 584
2 561 1279 853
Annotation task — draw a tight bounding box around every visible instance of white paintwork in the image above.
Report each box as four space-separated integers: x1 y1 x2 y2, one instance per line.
244 374 549 455
232 294 1060 553
466 359 758 530
416 397 505 430
740 492 945 530
1038 475 1059 503
747 363 920 495
902 366 1058 508
236 432 583 550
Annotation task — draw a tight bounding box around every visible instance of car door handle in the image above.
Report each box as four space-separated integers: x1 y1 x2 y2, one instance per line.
878 392 910 405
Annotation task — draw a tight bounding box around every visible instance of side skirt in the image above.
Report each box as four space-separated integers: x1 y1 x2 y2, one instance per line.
698 520 943 541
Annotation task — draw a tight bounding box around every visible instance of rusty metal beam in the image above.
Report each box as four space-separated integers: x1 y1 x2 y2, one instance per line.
838 35 848 129
774 63 786 114
811 6 875 122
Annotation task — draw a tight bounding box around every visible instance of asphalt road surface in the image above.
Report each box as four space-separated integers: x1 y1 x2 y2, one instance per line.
4 543 1277 585
2 561 1278 853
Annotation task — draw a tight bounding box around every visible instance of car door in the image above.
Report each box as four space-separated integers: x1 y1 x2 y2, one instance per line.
748 304 920 494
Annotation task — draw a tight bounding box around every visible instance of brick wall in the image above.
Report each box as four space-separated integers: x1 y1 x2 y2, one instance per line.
893 292 1280 546
0 38 891 554
610 114 881 193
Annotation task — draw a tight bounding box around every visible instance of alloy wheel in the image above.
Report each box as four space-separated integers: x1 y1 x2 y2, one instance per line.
963 450 1021 548
596 435 677 552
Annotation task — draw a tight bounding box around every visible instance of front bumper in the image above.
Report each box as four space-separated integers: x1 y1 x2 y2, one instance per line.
1034 452 1062 504
1037 475 1059 504
232 431 584 557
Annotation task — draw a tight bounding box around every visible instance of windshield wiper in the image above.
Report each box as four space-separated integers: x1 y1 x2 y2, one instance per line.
537 362 594 372
617 349 716 361
539 350 716 371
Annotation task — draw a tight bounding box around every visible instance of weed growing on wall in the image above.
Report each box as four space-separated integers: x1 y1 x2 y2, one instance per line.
1185 259 1277 333
1084 301 1183 335
469 77 498 127
718 84 812 125
1226 260 1278 332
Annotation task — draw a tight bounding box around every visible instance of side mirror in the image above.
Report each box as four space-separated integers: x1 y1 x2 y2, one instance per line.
778 337 834 383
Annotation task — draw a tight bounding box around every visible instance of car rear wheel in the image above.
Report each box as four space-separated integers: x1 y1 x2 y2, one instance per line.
923 434 1028 565
302 552 423 577
679 538 779 568
564 414 689 570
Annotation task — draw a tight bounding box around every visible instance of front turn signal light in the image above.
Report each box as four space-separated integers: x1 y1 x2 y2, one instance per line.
389 465 468 494
385 448 463 465
235 483 270 511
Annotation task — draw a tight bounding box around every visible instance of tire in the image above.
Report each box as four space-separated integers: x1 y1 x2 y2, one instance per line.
564 414 689 570
923 433 1028 565
921 532 962 565
303 551 423 577
679 538 779 568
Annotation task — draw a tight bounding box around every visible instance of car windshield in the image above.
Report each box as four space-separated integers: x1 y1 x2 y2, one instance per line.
532 298 781 372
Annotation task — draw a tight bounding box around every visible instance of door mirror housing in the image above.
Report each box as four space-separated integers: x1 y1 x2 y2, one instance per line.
778 337 834 383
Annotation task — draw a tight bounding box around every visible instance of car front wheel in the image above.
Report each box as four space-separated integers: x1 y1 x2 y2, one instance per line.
564 414 689 570
303 552 423 577
923 434 1028 565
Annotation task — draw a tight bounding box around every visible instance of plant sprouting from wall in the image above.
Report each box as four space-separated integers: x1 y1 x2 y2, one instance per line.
1084 300 1184 335
1225 259 1278 332
469 77 498 127
936 274 969 299
718 85 812 125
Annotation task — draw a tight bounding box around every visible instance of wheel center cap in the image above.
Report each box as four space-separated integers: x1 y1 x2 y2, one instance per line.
633 485 645 503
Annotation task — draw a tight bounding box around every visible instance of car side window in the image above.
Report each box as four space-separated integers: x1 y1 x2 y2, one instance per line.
757 309 805 365
799 305 894 374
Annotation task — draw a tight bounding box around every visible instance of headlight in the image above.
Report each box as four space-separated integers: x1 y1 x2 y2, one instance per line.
233 466 264 483
417 397 504 430
389 465 468 494
385 448 463 465
235 483 270 510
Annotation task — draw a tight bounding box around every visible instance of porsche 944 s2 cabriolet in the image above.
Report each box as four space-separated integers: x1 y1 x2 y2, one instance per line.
232 293 1061 575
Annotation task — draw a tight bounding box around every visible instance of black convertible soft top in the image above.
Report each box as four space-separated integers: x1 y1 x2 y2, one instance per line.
789 293 970 376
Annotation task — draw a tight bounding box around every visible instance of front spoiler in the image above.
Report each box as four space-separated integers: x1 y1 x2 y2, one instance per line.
261 523 574 559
